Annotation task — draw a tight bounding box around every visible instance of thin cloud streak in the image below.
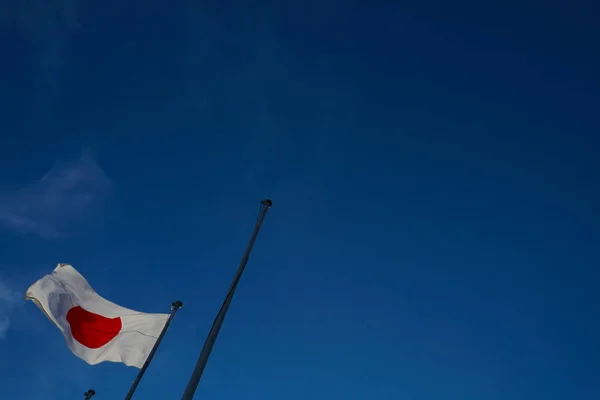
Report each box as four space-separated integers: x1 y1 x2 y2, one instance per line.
0 279 17 338
0 152 112 239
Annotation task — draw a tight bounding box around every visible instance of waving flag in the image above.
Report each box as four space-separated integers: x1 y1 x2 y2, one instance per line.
25 263 169 368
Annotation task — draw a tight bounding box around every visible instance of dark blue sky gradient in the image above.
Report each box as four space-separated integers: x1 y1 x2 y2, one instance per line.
0 1 598 399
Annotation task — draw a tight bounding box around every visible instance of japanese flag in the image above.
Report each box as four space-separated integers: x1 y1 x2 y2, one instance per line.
25 263 169 368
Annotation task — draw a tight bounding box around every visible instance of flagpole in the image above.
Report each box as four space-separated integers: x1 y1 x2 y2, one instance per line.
124 300 183 400
180 199 273 400
84 390 96 400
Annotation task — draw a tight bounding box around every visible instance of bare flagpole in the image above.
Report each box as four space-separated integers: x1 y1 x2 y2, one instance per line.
180 199 273 400
124 300 183 400
84 389 96 400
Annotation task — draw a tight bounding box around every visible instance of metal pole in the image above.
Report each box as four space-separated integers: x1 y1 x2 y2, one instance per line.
124 300 183 400
84 389 96 400
180 199 273 400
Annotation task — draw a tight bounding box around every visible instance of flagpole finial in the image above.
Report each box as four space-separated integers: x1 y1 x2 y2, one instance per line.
262 199 272 207
172 300 183 310
84 389 95 399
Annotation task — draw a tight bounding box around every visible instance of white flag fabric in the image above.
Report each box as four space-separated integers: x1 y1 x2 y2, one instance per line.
25 263 169 368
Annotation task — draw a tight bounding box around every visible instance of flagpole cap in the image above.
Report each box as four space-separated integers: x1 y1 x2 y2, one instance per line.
172 300 183 309
262 199 273 207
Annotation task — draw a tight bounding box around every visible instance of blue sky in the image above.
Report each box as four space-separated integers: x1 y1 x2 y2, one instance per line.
0 1 599 399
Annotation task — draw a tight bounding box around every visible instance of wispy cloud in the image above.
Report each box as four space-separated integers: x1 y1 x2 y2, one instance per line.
0 151 112 238
0 279 18 338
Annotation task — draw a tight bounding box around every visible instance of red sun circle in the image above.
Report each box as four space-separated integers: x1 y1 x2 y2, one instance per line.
66 306 122 349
